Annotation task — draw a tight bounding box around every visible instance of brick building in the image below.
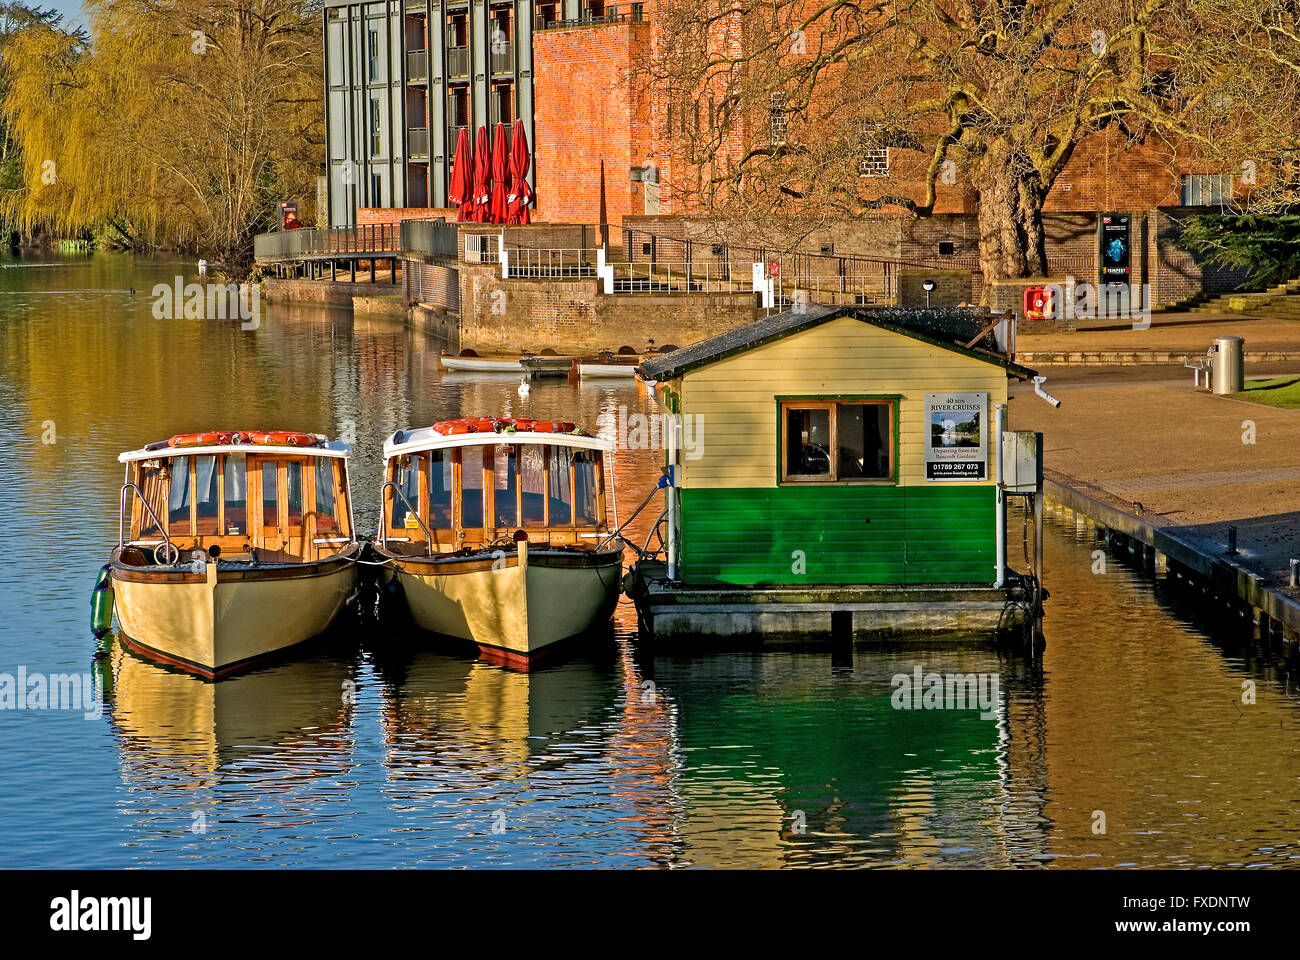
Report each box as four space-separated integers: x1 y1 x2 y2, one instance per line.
323 2 1244 301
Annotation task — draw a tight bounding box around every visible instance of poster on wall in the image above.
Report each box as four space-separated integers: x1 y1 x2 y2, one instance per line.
1099 212 1131 282
924 393 988 480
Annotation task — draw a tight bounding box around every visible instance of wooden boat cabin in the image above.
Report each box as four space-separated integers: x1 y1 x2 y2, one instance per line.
118 431 356 566
638 306 1038 588
379 419 612 553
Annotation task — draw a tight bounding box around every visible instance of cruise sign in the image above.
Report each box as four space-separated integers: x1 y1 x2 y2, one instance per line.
924 393 988 480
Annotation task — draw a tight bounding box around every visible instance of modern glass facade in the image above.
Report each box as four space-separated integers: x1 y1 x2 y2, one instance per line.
324 0 538 227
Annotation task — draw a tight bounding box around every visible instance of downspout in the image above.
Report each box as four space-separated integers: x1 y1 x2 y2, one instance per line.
666 402 680 581
994 402 1006 589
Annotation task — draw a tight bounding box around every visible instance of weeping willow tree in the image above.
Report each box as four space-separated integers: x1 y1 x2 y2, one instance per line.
1 0 322 265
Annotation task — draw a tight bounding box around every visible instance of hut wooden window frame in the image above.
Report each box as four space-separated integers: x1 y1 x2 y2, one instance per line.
777 395 899 485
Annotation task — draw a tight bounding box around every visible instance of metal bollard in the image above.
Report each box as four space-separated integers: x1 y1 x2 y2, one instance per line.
1226 526 1237 555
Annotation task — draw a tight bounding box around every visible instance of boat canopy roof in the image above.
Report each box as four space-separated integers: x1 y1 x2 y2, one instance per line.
118 433 350 463
385 419 613 458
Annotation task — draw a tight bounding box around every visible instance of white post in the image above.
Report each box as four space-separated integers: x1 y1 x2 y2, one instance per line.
666 412 680 580
994 403 1007 588
499 232 509 279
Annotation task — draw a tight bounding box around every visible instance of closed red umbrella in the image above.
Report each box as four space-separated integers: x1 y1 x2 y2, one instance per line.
448 128 474 223
507 119 534 225
472 125 491 223
489 122 510 224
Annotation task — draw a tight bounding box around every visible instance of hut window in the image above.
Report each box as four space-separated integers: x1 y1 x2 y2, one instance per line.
781 400 894 483
286 462 305 526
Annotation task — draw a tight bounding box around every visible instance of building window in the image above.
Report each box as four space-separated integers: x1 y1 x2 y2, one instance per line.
370 97 382 155
368 27 381 82
371 173 382 206
780 399 894 483
769 92 787 146
1181 173 1231 206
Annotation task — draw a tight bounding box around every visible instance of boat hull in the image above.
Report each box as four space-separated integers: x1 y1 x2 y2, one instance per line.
440 356 523 372
578 363 638 378
109 548 359 679
389 543 622 669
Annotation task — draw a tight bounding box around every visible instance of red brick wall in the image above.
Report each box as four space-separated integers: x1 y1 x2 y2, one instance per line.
358 207 459 225
533 23 651 227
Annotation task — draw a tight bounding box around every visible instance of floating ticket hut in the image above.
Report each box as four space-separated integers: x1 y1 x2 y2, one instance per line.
626 305 1046 643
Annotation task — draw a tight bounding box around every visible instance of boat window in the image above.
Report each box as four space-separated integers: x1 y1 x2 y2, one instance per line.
262 462 279 525
223 455 246 535
781 400 894 483
168 456 192 535
286 462 304 525
195 455 220 536
136 463 165 538
391 455 421 530
428 449 452 527
494 444 517 527
520 445 547 525
548 446 572 525
460 448 484 528
315 457 340 534
573 450 600 525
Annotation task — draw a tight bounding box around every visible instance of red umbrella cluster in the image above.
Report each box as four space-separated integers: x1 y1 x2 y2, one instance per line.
447 120 533 225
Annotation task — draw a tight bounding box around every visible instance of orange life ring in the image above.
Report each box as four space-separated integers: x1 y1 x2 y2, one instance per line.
168 432 232 447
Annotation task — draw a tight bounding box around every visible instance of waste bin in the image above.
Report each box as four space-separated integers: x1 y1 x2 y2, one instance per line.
1211 336 1244 395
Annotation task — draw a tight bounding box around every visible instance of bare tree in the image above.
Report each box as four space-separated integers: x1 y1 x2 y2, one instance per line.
640 0 1275 290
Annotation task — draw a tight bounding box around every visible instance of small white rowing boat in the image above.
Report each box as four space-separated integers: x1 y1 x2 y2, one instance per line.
440 354 525 372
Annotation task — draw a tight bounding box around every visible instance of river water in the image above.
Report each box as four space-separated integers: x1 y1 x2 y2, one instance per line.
1 253 1297 869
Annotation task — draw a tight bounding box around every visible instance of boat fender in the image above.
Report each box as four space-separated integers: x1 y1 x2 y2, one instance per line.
90 564 115 639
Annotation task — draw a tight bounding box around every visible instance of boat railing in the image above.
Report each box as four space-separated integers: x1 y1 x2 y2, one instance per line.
118 482 174 561
599 473 668 556
379 480 434 556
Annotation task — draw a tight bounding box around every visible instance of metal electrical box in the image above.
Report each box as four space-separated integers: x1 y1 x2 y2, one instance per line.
1002 431 1043 493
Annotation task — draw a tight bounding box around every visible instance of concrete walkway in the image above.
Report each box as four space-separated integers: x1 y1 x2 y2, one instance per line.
1017 310 1300 363
1009 368 1300 594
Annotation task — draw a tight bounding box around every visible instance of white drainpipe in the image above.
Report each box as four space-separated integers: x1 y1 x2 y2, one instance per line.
994 402 1007 589
666 412 680 580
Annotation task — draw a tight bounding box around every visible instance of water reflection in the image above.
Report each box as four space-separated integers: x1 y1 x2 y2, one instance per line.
2 253 1300 868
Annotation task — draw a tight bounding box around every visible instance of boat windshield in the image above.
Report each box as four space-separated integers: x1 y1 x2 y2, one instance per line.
124 451 350 563
385 441 606 549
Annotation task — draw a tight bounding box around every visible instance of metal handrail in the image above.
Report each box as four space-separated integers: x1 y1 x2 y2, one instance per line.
380 480 434 556
119 482 173 559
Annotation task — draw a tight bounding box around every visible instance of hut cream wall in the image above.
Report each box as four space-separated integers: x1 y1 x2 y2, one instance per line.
678 315 1009 489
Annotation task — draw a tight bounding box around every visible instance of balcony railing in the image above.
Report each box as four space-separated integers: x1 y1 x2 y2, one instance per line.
447 45 469 77
536 3 645 31
408 126 430 159
490 41 513 74
407 49 428 81
253 224 403 261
